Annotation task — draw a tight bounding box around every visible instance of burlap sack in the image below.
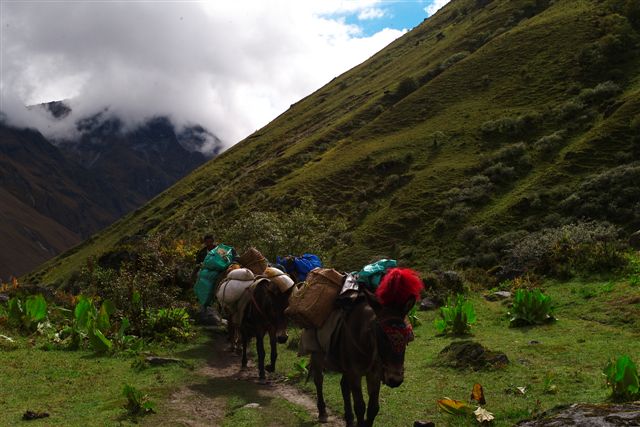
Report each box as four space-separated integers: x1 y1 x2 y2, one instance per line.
237 247 268 275
285 268 345 328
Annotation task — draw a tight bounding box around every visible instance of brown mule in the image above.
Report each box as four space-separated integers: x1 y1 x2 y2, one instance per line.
310 291 416 426
240 278 294 382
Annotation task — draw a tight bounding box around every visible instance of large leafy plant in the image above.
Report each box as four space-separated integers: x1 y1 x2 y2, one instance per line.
604 355 640 401
58 296 119 353
123 384 156 417
6 294 48 332
509 288 555 327
434 294 476 335
143 307 193 342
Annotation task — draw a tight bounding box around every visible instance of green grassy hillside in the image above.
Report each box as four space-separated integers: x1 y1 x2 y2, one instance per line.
29 0 640 285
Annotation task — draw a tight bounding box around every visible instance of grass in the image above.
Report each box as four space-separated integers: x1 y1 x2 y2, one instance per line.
0 335 201 426
1 275 639 425
274 276 640 426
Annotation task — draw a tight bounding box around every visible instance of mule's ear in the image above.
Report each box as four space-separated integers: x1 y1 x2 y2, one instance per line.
404 297 416 315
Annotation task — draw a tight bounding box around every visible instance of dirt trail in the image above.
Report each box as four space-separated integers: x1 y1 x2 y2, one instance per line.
159 330 342 426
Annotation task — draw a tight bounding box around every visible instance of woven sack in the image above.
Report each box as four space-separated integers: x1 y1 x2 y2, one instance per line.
238 247 268 275
285 268 344 328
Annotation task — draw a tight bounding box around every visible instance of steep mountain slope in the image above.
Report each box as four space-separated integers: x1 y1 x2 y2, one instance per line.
0 113 218 279
31 0 640 285
0 188 81 278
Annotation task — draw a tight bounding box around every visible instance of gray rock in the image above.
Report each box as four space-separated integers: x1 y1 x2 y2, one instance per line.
419 297 438 311
485 291 511 301
243 403 260 409
516 402 640 426
144 356 185 366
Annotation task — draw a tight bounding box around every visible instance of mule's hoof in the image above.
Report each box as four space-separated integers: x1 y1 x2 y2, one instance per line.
318 414 328 423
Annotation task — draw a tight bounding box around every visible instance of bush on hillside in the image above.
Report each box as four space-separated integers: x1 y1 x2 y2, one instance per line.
534 130 566 154
440 51 470 70
222 199 348 263
560 162 640 227
576 81 621 105
480 113 541 136
504 221 627 278
481 162 517 184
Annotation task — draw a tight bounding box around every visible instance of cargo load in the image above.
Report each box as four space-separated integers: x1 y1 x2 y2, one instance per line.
263 266 295 293
216 268 256 315
285 268 345 328
356 259 397 290
203 244 235 271
194 268 220 306
277 253 322 282
237 247 268 275
195 244 235 306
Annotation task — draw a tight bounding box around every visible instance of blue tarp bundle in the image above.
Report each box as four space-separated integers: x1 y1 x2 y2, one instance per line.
277 253 322 282
356 258 397 290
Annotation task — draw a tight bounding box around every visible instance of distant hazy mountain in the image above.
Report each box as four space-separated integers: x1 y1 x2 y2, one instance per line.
0 105 221 280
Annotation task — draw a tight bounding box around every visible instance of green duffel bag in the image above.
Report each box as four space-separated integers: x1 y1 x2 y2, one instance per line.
194 268 220 306
356 259 397 289
202 244 235 271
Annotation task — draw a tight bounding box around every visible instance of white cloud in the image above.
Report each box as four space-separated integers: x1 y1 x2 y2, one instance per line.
0 0 405 149
425 0 451 16
358 7 386 20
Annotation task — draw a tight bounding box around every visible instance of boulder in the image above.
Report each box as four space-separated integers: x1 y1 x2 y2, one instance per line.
516 402 640 426
630 230 640 250
438 340 509 370
485 291 511 301
419 297 438 311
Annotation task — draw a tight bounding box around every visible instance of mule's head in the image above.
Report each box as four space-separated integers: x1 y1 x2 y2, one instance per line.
374 268 423 388
376 298 415 388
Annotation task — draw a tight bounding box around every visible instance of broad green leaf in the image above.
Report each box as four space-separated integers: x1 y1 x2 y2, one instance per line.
74 296 93 330
118 317 131 339
7 298 23 323
25 295 47 322
89 328 112 353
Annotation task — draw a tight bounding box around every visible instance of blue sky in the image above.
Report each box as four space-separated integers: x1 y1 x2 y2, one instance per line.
341 0 448 36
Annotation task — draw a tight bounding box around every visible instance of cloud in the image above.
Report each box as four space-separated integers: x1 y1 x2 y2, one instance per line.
425 0 451 16
0 1 405 150
358 8 387 20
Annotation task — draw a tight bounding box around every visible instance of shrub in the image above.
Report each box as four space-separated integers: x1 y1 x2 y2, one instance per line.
439 51 470 70
534 130 566 154
560 163 640 226
604 355 640 401
509 288 555 327
222 198 348 263
577 81 621 105
505 222 626 277
481 162 516 184
143 307 193 343
553 99 585 120
434 294 476 335
480 113 540 136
